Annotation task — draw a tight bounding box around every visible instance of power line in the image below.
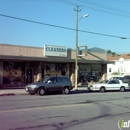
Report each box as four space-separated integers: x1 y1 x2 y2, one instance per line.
0 13 129 39
55 0 130 18
55 0 78 6
77 0 130 15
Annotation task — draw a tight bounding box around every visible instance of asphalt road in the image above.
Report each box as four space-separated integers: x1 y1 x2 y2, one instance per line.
0 91 130 130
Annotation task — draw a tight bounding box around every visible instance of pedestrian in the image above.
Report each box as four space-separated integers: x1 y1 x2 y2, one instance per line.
33 74 37 83
36 73 42 82
70 72 75 87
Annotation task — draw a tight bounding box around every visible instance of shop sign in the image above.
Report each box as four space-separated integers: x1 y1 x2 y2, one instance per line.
44 45 67 57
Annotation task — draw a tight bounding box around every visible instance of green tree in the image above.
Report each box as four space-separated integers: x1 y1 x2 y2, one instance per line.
112 72 120 75
112 52 116 55
107 50 112 54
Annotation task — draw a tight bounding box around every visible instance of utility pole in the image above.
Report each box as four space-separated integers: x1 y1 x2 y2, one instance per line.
74 6 81 90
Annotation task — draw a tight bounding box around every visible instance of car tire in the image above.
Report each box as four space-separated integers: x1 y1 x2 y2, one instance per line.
100 87 105 93
37 88 45 96
120 87 125 92
62 87 70 94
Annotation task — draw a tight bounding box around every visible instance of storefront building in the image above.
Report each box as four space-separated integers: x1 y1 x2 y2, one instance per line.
0 44 110 88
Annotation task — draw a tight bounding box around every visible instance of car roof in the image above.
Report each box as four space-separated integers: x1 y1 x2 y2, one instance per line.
44 76 70 80
124 75 130 77
109 79 121 81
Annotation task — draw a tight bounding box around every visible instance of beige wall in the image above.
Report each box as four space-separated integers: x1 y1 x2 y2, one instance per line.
0 44 43 57
69 50 107 61
0 44 107 61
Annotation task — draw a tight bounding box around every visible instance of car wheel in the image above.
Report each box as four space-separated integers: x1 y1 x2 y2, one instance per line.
62 87 70 94
38 88 45 96
100 87 105 93
120 87 125 92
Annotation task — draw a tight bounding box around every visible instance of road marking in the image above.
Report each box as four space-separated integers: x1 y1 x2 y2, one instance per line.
0 103 90 114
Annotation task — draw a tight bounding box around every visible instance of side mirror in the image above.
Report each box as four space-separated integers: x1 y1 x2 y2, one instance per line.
47 80 52 84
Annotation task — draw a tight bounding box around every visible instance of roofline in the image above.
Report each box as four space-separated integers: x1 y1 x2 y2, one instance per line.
0 55 111 64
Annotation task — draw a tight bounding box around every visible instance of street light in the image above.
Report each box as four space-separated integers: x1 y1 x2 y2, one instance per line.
75 8 89 90
78 14 89 22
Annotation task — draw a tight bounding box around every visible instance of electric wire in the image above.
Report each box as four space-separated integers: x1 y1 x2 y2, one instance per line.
76 0 130 15
0 13 129 39
55 0 130 18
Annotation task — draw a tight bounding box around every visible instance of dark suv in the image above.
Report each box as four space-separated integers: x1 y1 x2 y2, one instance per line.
25 76 73 96
122 75 130 83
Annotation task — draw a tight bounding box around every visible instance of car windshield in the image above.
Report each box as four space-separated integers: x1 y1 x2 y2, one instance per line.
43 77 50 83
100 80 108 83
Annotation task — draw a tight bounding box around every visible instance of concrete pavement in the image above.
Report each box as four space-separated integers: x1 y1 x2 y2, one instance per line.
0 86 89 96
0 89 27 96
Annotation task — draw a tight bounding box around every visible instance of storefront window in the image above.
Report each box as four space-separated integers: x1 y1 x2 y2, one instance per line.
79 64 91 82
79 64 90 71
78 64 101 82
69 63 75 76
0 61 3 85
44 63 69 76
91 64 101 82
3 61 25 87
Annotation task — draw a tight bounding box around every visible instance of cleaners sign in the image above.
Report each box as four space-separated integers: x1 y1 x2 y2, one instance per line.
44 45 67 57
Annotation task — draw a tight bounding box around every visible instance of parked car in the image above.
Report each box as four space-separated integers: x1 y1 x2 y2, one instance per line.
25 76 73 96
122 75 130 83
89 79 129 92
109 77 124 81
107 75 124 80
87 80 108 90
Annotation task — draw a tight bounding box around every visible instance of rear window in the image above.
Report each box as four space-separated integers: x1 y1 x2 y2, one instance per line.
115 80 119 84
124 76 130 79
57 77 64 82
62 77 71 82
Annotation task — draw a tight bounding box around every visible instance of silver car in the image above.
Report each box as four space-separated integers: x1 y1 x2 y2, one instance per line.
25 76 73 96
89 79 129 92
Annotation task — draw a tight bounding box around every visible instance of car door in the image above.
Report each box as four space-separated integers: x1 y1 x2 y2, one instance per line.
114 80 120 90
46 77 57 92
55 77 64 91
106 80 115 90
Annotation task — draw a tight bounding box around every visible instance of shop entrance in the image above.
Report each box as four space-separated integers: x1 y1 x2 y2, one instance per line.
25 67 33 84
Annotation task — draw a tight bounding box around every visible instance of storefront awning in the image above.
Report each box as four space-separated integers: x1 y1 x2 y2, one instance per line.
0 55 113 64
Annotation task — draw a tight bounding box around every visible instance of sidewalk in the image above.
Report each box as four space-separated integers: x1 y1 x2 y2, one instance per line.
0 88 27 96
0 86 88 96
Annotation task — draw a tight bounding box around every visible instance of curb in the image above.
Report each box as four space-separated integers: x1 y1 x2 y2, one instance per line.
0 93 15 96
0 88 89 96
0 93 28 96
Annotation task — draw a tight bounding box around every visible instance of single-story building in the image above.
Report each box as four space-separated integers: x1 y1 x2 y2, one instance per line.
0 43 111 88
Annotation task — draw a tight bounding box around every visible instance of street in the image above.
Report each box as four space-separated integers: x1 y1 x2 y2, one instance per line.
0 91 130 130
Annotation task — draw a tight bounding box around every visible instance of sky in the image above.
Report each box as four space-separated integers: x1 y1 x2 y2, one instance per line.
0 0 130 54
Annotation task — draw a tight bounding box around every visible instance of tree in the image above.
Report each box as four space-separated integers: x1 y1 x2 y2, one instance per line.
107 49 117 56
112 52 116 55
112 72 120 75
107 49 112 54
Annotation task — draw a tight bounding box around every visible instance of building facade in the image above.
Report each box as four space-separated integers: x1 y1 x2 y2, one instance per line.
107 54 130 78
0 44 109 88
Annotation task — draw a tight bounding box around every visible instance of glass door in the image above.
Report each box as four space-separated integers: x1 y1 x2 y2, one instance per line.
25 67 33 84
